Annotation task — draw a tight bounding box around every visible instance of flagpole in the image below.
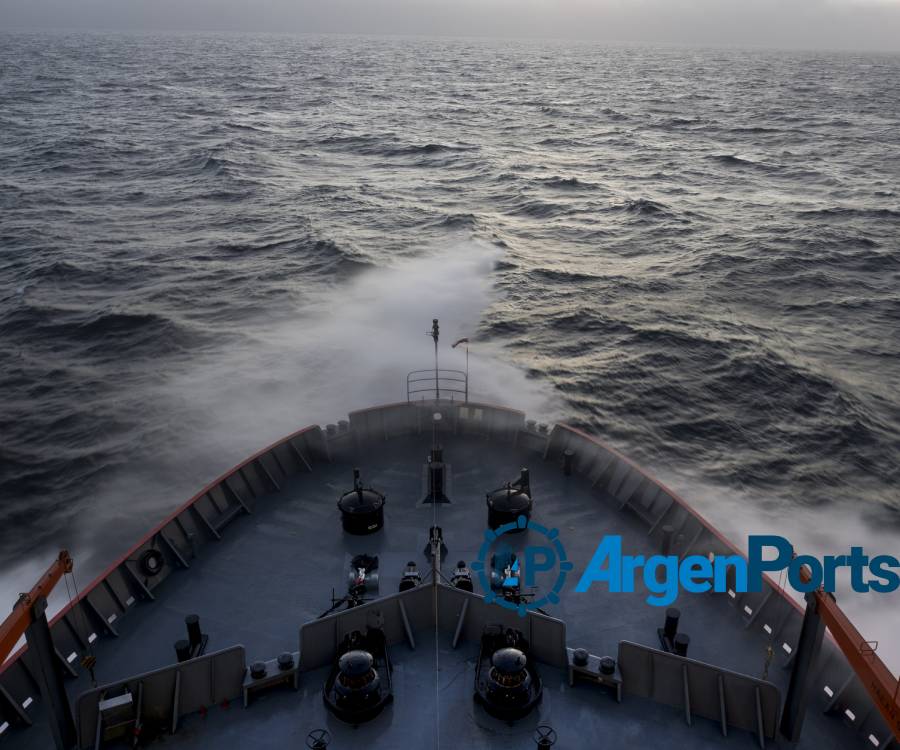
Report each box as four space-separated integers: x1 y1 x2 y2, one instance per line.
431 319 440 401
452 336 470 404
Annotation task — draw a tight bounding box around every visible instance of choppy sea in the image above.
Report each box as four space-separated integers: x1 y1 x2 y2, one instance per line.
1 32 898 662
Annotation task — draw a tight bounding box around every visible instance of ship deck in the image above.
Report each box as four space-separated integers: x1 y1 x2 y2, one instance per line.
5 422 871 750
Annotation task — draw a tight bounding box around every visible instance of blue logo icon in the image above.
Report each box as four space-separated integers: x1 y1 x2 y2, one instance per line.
470 514 573 617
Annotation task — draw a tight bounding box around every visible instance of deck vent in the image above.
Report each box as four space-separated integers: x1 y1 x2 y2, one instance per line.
486 469 533 531
338 469 385 535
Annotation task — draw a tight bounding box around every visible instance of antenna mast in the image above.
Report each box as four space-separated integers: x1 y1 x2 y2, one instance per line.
428 318 440 400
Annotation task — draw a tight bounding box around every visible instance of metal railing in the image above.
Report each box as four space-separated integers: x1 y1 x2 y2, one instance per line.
406 369 468 403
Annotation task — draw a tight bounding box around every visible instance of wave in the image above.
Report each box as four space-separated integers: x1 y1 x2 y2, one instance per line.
508 199 570 219
211 235 372 274
537 176 595 190
797 206 900 221
532 267 600 283
429 213 480 230
0 305 195 356
382 143 475 157
615 197 679 219
708 153 773 170
318 134 475 158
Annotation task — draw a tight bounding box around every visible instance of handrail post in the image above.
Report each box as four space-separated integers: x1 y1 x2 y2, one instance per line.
780 592 826 742
465 345 469 403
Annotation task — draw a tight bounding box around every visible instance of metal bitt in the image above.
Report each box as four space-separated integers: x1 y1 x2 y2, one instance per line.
423 412 450 504
658 607 689 656
780 591 827 742
425 526 447 577
24 595 77 750
423 447 450 504
175 639 191 663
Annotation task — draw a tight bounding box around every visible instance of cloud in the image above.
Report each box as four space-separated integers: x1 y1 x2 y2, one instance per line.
2 0 900 51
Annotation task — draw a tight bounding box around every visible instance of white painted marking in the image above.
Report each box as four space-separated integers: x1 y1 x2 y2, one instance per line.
67 652 78 663
782 642 792 654
125 596 135 607
763 624 772 634
107 613 117 624
845 709 856 721
88 632 97 644
22 697 33 709
0 721 10 734
868 734 880 746
743 605 753 615
824 685 834 697
727 589 736 599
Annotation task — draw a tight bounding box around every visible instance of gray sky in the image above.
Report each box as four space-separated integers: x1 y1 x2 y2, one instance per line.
2 0 900 51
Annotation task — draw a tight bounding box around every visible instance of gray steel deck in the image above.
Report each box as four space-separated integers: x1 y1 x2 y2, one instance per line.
0 404 883 749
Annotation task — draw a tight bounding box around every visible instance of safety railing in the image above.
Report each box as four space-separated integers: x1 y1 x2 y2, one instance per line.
406 369 468 403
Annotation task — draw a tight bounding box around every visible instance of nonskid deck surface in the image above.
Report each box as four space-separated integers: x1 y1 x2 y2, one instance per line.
7 432 860 749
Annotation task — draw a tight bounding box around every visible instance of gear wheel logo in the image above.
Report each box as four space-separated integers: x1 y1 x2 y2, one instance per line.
470 515 572 617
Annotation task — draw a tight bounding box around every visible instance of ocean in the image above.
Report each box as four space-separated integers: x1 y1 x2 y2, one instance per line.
1 31 898 663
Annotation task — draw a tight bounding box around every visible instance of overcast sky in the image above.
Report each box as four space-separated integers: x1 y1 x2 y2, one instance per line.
2 0 900 52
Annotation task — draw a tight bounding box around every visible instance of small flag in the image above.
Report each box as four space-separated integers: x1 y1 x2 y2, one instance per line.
452 337 469 348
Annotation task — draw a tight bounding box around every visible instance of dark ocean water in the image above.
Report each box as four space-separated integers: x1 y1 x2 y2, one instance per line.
1 32 899 656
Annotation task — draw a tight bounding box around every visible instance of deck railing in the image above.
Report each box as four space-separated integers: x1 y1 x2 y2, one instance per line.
406 369 468 403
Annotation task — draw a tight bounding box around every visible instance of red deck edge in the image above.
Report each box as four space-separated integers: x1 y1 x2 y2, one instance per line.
0 424 321 674
557 424 806 618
